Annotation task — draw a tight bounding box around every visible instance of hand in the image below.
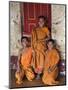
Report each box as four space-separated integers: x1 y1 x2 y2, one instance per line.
32 49 35 53
48 68 51 73
35 67 43 74
32 50 35 57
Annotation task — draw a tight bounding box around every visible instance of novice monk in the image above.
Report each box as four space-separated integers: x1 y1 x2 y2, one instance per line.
15 37 35 84
31 16 50 79
42 39 60 85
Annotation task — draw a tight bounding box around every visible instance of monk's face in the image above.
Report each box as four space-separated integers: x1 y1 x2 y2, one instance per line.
38 18 45 27
21 39 28 48
47 42 54 50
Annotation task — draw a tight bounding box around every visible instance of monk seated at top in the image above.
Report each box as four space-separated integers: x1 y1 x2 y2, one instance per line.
42 39 60 85
15 36 35 84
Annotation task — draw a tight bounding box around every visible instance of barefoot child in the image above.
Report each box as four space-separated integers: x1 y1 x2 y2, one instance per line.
15 37 35 84
42 39 60 85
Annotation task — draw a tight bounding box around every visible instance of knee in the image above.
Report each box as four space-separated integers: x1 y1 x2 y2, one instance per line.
26 68 35 81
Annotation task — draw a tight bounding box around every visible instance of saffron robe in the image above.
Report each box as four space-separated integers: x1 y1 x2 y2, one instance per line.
21 47 32 70
31 27 50 73
15 47 35 84
42 49 60 85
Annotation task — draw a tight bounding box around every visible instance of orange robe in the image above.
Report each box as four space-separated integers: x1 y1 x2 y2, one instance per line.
15 47 35 84
31 27 50 72
21 47 35 81
42 49 60 85
21 47 32 70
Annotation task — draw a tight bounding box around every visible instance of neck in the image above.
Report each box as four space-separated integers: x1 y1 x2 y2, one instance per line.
48 48 54 51
23 46 27 49
39 26 43 28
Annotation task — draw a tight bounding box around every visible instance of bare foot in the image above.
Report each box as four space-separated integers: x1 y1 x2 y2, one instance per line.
52 81 59 85
16 80 23 85
44 81 59 86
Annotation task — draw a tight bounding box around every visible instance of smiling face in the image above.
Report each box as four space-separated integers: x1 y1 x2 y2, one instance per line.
38 18 45 28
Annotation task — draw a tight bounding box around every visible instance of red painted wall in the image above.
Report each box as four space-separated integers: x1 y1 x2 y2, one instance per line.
20 3 51 35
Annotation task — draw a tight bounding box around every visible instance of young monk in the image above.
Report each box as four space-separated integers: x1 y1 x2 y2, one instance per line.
42 39 60 85
31 16 50 79
15 37 35 84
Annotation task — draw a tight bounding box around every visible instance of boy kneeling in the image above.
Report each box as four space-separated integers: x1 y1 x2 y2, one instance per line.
15 37 35 84
42 39 60 85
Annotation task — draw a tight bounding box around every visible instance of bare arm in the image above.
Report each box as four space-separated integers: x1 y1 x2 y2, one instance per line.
17 49 22 71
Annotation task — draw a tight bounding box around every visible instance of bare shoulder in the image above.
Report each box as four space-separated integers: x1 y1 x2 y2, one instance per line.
18 48 23 55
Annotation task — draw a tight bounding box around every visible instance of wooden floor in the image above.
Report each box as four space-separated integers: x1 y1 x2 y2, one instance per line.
9 69 66 89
